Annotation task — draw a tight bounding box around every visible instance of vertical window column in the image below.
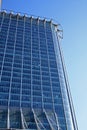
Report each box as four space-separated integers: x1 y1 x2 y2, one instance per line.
8 15 18 107
20 16 25 108
0 12 4 32
44 21 54 110
6 14 17 129
0 13 11 82
32 19 42 109
31 17 33 108
38 19 44 109
51 24 71 130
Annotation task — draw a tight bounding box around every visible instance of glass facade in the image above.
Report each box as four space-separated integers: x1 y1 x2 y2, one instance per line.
0 11 78 130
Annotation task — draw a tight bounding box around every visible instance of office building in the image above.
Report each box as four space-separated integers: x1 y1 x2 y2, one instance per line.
0 11 78 130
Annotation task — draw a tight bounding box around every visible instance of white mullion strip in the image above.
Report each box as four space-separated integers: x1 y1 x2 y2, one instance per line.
20 108 28 129
0 12 4 32
43 109 54 130
44 109 57 125
6 14 12 129
31 17 33 108
44 20 56 115
38 18 44 109
7 14 19 129
32 109 40 130
55 112 61 130
32 109 46 130
0 13 11 82
36 116 46 130
20 108 25 129
20 16 25 109
5 14 11 129
20 16 25 129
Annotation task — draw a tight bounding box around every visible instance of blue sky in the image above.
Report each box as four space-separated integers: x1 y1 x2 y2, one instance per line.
2 0 87 129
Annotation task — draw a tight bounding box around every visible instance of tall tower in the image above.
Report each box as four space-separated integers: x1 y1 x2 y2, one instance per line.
0 11 78 130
